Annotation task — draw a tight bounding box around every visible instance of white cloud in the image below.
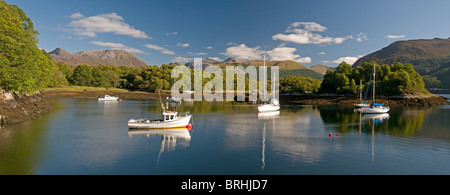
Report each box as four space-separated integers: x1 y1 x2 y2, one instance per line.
272 22 352 45
190 52 207 56
172 56 192 63
166 32 178 36
207 57 223 61
289 22 327 32
266 46 312 63
145 44 176 55
222 44 263 61
69 12 84 19
317 51 326 55
177 43 190 48
90 41 144 53
332 56 360 65
223 44 311 63
355 32 368 42
206 46 214 50
386 34 406 39
68 12 150 39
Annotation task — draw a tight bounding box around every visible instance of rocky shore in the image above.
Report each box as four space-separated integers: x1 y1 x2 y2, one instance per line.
0 90 53 126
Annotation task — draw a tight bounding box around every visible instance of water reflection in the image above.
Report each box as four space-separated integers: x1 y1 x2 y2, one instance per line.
1 97 449 175
128 128 192 166
258 110 279 170
361 113 390 162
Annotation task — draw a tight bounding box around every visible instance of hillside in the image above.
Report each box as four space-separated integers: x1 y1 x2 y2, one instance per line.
50 47 148 67
352 38 450 90
178 58 325 80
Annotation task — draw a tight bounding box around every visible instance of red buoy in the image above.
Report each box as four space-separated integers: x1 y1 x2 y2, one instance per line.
336 133 339 136
329 133 332 137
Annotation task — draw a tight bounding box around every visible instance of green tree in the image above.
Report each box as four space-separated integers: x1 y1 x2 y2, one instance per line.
0 1 67 92
70 65 93 86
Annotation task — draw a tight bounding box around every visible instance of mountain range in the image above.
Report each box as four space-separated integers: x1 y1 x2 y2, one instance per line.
49 47 148 67
353 38 450 91
175 57 331 81
49 47 333 80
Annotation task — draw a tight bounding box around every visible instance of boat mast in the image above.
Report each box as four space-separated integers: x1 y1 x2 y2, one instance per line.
263 55 266 101
373 64 376 104
360 79 363 102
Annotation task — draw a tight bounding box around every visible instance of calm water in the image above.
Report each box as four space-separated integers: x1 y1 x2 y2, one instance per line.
0 95 449 175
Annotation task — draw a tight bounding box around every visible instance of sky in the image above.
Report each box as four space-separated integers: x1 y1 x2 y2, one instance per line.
5 0 450 67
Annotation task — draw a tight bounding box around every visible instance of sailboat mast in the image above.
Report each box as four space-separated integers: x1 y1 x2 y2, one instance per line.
263 55 266 101
360 79 362 102
373 64 376 103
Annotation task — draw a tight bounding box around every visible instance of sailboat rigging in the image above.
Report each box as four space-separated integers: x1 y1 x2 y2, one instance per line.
362 64 390 114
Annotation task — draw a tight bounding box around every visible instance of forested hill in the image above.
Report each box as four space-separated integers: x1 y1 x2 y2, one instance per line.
352 38 450 91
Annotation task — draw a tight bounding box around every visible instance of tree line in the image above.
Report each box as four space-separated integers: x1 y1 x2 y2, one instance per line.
320 61 427 96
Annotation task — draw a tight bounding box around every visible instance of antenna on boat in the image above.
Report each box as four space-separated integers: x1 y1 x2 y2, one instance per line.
158 91 166 112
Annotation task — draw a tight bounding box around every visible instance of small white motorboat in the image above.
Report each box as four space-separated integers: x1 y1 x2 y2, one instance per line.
98 95 119 101
258 99 280 113
128 111 192 129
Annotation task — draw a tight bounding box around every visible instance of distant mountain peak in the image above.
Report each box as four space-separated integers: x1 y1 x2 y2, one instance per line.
223 57 243 64
50 47 148 67
49 47 70 56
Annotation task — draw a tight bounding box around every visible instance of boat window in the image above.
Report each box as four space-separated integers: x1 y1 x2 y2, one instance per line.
165 115 169 121
170 115 174 120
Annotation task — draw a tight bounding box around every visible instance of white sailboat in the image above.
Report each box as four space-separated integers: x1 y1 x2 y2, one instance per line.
362 64 390 114
258 56 280 113
354 79 370 108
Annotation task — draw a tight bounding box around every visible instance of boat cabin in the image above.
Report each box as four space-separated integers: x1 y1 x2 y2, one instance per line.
162 111 178 121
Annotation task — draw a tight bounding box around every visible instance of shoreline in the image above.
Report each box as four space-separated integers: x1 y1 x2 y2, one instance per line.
280 93 449 106
1 88 447 127
43 88 449 106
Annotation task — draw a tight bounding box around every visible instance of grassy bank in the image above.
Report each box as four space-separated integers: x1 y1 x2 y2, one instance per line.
43 86 166 100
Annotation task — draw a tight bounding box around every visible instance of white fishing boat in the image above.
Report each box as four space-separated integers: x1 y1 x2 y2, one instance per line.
258 56 280 113
98 95 119 101
128 91 192 129
362 64 390 114
128 111 192 129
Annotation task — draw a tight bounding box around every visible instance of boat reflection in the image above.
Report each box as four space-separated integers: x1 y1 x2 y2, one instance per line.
258 111 280 120
128 128 192 165
360 113 389 162
258 110 279 170
362 113 390 122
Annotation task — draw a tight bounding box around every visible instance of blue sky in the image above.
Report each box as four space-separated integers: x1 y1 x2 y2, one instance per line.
6 0 450 67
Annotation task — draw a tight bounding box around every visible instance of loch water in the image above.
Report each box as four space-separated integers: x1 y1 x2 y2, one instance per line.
0 96 449 175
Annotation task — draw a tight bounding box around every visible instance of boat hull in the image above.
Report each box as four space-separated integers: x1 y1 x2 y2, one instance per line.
98 98 118 101
354 103 370 108
362 107 390 114
128 115 192 129
258 104 280 112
